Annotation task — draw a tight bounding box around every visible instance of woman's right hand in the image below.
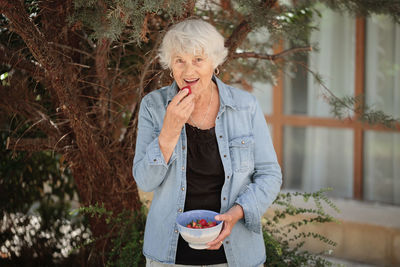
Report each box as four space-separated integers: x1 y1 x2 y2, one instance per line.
158 88 194 163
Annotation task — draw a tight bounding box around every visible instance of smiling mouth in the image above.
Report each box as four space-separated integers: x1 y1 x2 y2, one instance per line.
184 78 199 85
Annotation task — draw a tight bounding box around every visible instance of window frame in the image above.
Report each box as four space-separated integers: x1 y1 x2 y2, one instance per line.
267 18 400 201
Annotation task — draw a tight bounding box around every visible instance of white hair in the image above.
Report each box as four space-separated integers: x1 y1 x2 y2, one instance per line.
158 19 228 69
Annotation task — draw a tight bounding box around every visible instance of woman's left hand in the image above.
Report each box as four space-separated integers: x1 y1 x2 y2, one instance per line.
206 204 244 250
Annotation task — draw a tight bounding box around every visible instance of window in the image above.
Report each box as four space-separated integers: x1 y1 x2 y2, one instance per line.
252 7 400 205
363 15 400 205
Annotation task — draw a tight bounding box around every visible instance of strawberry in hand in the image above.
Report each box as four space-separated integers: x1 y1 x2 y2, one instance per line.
181 85 191 95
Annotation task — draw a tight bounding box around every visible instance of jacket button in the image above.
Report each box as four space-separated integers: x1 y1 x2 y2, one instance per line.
223 154 227 158
225 241 230 244
153 159 157 162
175 230 178 233
223 197 226 200
219 135 223 138
241 140 245 144
182 145 185 150
182 166 185 170
227 175 230 179
181 187 185 191
178 208 182 212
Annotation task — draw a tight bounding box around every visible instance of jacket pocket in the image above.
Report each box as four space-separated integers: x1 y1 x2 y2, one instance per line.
229 135 254 173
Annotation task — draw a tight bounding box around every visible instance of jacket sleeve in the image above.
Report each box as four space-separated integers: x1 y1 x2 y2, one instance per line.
235 96 282 233
132 97 177 192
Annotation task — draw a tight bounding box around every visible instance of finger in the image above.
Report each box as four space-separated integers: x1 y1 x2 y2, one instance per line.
176 94 195 109
207 227 230 247
170 88 190 105
215 214 227 221
176 103 195 124
206 215 231 247
207 241 223 250
169 98 194 122
165 95 194 124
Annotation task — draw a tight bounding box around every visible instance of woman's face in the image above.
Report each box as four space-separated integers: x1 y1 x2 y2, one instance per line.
171 52 214 97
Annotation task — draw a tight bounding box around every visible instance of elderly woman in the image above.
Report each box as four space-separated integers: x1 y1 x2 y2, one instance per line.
133 19 282 267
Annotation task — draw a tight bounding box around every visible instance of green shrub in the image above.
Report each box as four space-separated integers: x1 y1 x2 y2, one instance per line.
71 203 146 267
74 189 339 267
263 188 339 266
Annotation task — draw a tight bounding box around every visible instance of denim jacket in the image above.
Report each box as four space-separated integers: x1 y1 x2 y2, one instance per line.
133 76 282 267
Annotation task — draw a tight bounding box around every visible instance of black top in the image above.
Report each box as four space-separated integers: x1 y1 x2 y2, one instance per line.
175 124 227 265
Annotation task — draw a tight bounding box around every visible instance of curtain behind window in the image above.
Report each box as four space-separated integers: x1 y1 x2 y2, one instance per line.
364 15 400 205
284 6 355 198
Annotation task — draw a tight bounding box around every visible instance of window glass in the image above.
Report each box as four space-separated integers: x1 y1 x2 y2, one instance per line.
247 27 274 115
364 131 400 205
252 81 273 115
365 15 400 118
363 15 400 205
284 5 356 117
283 126 354 198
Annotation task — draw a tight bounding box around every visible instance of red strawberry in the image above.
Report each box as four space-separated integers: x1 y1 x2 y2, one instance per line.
208 221 217 227
181 85 191 95
199 219 208 227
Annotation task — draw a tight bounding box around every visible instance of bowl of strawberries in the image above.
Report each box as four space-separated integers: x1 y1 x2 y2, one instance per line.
176 209 223 250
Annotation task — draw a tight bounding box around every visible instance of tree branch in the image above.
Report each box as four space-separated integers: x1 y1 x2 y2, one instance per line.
183 0 196 18
222 1 282 66
263 0 279 9
1 1 62 74
48 42 94 59
95 38 111 129
139 33 164 98
0 0 13 11
1 1 113 175
6 137 64 152
224 19 252 62
233 46 312 61
0 82 62 138
0 45 46 82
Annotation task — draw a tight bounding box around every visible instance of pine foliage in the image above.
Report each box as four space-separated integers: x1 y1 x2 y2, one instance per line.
70 0 187 42
316 0 400 23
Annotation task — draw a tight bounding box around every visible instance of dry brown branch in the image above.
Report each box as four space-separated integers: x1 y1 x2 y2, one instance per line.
222 0 282 66
0 0 13 11
6 137 63 152
233 46 313 61
263 0 279 9
0 81 62 138
2 1 113 176
183 0 197 17
138 34 164 97
140 13 150 42
224 19 252 61
48 42 94 59
0 45 46 81
220 0 233 12
95 38 111 129
1 1 60 73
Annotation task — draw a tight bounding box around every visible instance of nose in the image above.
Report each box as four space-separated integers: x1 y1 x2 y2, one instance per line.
183 61 195 76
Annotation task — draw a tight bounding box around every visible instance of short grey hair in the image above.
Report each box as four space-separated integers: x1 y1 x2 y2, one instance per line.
158 19 228 69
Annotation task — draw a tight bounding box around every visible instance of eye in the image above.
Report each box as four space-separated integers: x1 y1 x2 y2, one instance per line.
175 58 184 64
195 57 203 63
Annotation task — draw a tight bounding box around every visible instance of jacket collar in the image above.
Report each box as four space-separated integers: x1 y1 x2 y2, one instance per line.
165 75 237 110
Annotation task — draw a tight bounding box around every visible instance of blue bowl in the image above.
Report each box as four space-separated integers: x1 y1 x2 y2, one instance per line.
176 210 223 250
